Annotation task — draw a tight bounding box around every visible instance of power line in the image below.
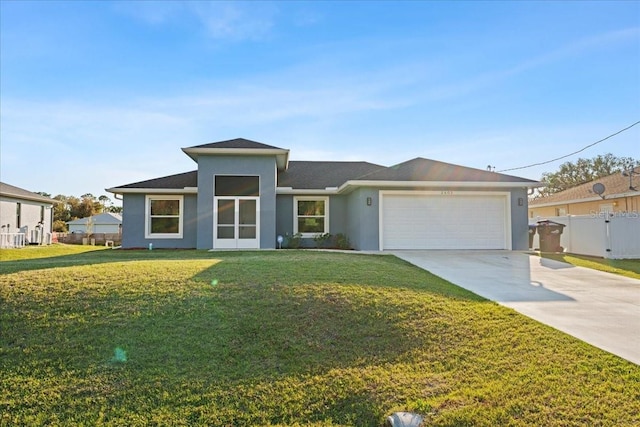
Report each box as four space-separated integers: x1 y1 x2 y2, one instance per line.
498 120 640 173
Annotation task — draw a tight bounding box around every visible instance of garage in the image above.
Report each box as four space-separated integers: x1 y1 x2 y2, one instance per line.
380 191 510 250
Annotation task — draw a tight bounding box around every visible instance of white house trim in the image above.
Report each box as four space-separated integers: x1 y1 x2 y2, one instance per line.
106 187 198 195
341 180 540 192
144 195 184 239
293 196 330 237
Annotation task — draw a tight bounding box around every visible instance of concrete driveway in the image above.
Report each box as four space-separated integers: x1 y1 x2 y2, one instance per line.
392 250 640 365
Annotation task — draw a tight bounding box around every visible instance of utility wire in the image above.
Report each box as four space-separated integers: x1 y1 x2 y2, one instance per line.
498 120 640 173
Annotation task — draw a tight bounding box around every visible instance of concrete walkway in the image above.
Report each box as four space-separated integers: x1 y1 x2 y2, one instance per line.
392 250 640 365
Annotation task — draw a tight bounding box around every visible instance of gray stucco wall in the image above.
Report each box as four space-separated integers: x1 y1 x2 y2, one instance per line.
275 194 293 241
346 186 530 251
121 193 197 249
276 187 527 251
195 155 277 249
275 194 349 248
510 187 530 250
346 188 380 251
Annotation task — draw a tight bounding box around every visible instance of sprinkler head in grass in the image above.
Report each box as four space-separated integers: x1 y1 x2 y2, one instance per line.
111 347 127 363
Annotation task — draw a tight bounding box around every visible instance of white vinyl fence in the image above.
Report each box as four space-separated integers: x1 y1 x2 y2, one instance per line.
530 213 640 259
0 233 26 249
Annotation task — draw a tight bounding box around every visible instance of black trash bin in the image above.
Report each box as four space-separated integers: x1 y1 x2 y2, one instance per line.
536 220 565 252
528 224 537 249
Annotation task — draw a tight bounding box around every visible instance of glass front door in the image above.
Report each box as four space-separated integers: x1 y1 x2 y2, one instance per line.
214 197 259 249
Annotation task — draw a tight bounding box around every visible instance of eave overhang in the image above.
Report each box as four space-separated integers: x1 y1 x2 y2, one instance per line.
0 192 56 205
277 180 543 195
181 147 290 171
339 180 542 191
106 187 198 195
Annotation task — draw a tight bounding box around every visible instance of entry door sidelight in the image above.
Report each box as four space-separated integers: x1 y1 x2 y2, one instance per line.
214 197 259 249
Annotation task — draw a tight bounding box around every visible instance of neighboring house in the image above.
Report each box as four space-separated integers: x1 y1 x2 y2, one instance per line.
107 138 540 251
0 181 55 245
529 167 640 218
67 212 123 234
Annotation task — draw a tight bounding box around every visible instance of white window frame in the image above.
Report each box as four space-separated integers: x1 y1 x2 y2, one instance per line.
145 195 184 239
293 196 329 237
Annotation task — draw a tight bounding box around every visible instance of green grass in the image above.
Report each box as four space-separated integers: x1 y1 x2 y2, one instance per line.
540 253 640 280
0 242 107 261
1 245 639 426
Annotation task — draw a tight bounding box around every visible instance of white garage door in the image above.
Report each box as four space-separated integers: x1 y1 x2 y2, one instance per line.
381 192 510 250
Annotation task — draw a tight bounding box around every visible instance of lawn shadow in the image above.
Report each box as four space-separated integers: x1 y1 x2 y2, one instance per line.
2 249 488 389
112 281 458 382
0 248 217 275
2 256 476 387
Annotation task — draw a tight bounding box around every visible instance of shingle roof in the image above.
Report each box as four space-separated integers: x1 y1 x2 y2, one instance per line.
110 157 539 192
530 166 640 205
113 171 197 189
278 161 386 189
0 181 56 204
186 138 285 150
358 158 539 183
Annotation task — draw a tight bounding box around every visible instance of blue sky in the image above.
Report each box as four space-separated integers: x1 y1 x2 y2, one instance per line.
1 1 639 203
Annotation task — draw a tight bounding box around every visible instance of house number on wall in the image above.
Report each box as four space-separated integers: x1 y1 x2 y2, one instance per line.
440 191 454 195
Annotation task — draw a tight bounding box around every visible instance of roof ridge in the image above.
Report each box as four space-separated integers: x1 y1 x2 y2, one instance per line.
187 138 285 150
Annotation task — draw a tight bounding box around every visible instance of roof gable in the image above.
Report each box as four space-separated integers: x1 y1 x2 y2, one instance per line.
186 138 285 150
182 138 290 170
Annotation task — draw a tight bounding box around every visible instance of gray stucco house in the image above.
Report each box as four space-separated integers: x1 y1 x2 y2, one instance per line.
107 138 540 251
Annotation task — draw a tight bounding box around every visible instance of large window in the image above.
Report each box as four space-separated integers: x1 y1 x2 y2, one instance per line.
294 197 329 236
145 195 183 238
215 176 259 196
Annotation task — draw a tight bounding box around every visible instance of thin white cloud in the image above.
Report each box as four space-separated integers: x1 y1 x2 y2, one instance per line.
505 27 640 77
115 1 278 41
189 2 277 41
113 1 183 25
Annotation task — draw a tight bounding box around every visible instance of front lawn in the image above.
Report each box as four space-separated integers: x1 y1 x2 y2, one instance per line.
1 246 638 426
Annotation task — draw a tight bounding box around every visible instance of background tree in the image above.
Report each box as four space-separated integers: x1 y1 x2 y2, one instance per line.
66 196 82 220
99 195 111 212
74 193 103 219
44 192 122 231
538 153 639 197
52 195 70 232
